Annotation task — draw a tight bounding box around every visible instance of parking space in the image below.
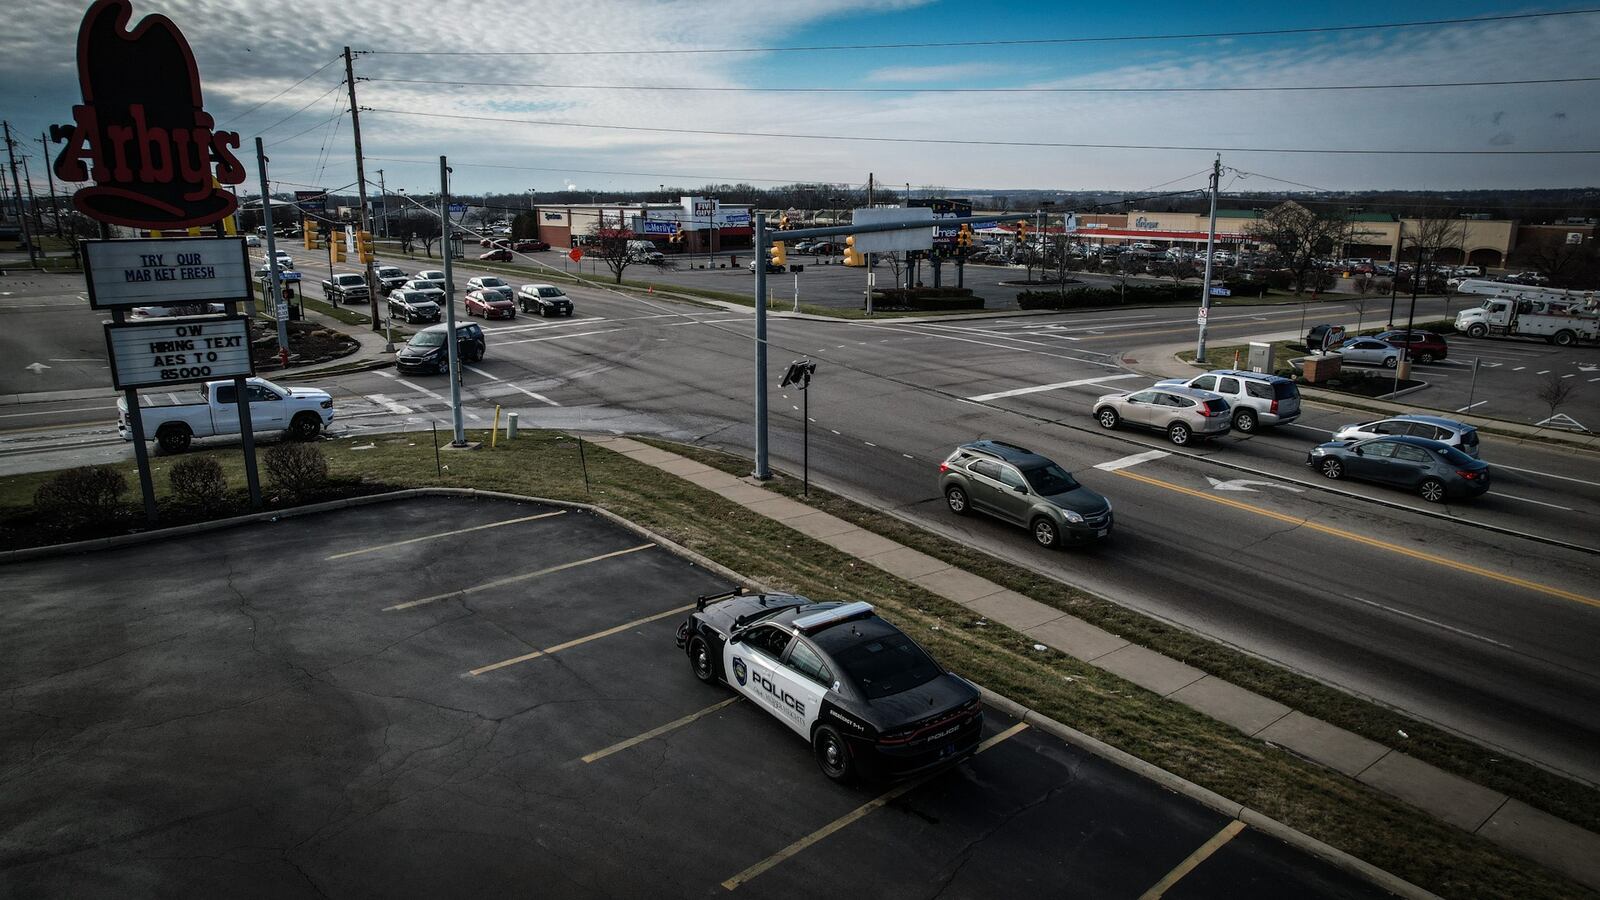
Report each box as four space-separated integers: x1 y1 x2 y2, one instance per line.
2 495 1393 898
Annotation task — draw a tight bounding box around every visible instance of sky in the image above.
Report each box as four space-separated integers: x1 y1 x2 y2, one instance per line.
2 0 1598 202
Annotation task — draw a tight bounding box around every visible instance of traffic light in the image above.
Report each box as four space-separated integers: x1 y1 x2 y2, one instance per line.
331 236 345 262
770 241 787 269
843 235 864 267
958 224 973 248
358 230 375 264
779 213 791 231
303 220 316 249
1016 221 1028 245
670 226 684 245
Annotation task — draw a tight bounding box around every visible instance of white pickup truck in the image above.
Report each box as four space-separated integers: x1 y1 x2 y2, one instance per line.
118 378 334 453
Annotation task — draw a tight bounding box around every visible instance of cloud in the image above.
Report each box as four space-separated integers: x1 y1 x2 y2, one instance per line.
865 62 1019 83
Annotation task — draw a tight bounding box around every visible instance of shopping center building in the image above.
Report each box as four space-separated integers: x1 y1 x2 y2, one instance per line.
530 197 752 253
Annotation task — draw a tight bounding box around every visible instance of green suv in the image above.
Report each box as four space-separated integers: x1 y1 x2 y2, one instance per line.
938 440 1113 548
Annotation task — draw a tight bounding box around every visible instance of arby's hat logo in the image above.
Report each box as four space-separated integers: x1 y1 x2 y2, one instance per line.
50 0 246 230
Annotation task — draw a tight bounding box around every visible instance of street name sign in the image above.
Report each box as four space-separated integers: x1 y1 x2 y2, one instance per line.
84 236 249 308
104 316 253 390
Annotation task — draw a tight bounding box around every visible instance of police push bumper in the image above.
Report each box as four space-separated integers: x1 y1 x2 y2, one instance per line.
677 590 983 783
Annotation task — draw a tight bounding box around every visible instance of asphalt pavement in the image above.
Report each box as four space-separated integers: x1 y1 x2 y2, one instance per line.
0 495 1393 898
4 250 1599 786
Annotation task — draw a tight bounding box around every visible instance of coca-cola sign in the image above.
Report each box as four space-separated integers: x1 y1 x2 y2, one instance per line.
50 0 246 230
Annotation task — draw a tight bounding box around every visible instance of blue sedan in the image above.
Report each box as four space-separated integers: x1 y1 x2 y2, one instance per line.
1306 435 1489 502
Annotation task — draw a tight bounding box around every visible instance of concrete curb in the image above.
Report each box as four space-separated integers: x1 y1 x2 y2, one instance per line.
1377 381 1433 401
976 686 1443 900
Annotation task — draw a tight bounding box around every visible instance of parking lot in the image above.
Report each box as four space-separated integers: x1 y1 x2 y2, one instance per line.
2 495 1392 898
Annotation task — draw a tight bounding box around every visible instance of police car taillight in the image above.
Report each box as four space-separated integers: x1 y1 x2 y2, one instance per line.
793 601 873 634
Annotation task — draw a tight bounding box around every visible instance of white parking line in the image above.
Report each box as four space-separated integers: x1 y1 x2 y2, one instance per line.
967 373 1141 402
1094 449 1170 471
1455 400 1488 412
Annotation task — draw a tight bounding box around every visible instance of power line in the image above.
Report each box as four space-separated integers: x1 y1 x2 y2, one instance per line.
232 56 344 123
365 107 1600 156
362 155 868 188
265 108 345 148
362 75 1600 94
359 9 1600 56
253 81 346 138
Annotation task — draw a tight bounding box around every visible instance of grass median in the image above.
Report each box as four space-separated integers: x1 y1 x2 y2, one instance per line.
0 429 1594 898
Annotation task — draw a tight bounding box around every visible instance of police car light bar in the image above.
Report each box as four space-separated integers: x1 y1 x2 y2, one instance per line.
793 601 873 634
696 587 746 611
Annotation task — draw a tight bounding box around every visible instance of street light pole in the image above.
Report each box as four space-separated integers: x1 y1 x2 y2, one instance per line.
753 213 770 479
440 156 466 447
1196 154 1221 364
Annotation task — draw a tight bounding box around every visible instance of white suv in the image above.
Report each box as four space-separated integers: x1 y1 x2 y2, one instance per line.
1155 369 1301 433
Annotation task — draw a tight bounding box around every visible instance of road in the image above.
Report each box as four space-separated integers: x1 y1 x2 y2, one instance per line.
3 249 1599 786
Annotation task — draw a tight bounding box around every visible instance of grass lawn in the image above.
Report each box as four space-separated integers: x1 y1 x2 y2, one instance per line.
1 431 1594 899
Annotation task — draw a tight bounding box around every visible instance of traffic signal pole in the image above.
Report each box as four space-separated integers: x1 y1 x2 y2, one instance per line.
753 213 770 479
440 156 466 447
1196 154 1221 364
343 47 382 333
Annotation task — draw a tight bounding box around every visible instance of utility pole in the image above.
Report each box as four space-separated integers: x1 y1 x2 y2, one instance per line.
38 134 61 237
753 212 770 479
20 155 43 236
865 172 875 316
343 47 382 331
375 168 387 239
440 156 466 447
3 122 37 268
256 138 290 369
1195 154 1221 364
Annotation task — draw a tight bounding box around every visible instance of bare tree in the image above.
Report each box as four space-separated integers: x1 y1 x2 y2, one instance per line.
586 219 635 284
411 216 443 258
1511 230 1600 288
1535 372 1579 427
1246 202 1359 296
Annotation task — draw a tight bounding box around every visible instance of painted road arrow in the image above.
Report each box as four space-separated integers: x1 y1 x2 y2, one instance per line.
1205 476 1304 493
25 362 50 373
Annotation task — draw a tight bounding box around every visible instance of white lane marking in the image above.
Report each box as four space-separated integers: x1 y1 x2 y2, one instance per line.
1563 373 1576 379
1283 422 1332 435
1494 492 1574 511
1492 463 1600 488
374 369 395 379
830 429 841 435
859 323 1124 368
366 394 415 415
967 373 1142 402
506 383 560 406
397 379 447 402
902 453 914 459
1512 366 1526 371
499 329 622 346
487 317 608 335
1346 596 1512 650
465 365 501 381
1455 400 1488 412
1537 369 1551 375
1094 449 1170 471
864 441 877 447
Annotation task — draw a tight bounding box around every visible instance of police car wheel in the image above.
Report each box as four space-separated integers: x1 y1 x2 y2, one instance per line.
687 635 716 684
813 725 856 784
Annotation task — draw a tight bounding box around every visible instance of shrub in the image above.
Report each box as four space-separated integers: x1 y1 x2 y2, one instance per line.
33 465 127 521
867 287 984 311
169 456 228 511
264 442 328 497
1017 284 1194 309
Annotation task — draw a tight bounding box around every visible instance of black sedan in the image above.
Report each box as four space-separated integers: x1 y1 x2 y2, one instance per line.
1307 434 1489 502
678 591 982 783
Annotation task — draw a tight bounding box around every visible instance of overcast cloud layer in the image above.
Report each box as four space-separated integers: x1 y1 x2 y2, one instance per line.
2 1 1597 198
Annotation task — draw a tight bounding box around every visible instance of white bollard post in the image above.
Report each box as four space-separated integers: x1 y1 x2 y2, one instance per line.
506 412 518 440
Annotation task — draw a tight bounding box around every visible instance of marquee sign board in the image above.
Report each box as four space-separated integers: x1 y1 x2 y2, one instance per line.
83 236 250 308
104 315 253 390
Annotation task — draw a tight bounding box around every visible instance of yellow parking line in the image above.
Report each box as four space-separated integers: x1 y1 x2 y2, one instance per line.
581 697 742 764
1139 819 1246 899
1114 468 1600 609
326 511 566 559
721 722 1029 891
383 543 655 612
468 602 696 676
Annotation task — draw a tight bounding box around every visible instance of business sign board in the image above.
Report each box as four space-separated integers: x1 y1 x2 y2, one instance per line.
683 196 718 219
50 0 246 230
104 315 252 390
294 190 327 215
640 219 679 235
849 207 934 254
722 210 751 227
83 236 249 308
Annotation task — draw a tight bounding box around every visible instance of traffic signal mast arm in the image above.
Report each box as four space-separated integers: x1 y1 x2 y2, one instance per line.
767 212 1038 243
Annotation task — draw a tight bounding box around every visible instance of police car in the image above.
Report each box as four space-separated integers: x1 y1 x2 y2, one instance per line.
677 591 983 783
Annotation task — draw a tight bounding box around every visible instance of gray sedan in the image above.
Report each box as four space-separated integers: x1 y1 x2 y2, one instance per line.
1333 337 1402 368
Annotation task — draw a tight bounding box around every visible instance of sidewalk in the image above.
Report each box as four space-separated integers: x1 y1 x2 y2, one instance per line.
1125 340 1600 451
584 433 1600 891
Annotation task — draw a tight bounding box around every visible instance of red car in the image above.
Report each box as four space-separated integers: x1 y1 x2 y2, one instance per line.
464 289 517 319
513 240 549 252
479 248 512 262
1374 330 1449 363
479 238 493 247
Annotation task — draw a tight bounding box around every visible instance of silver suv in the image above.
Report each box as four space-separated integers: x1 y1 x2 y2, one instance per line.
1093 385 1231 445
1155 370 1300 433
938 440 1112 548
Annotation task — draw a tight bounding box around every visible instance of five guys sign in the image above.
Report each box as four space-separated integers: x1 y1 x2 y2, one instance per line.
49 0 246 229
